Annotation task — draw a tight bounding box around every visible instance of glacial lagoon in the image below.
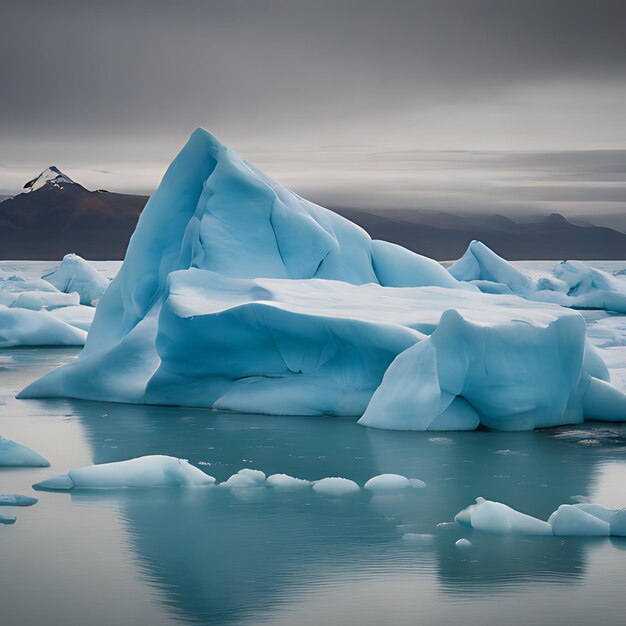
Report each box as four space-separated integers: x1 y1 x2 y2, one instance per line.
2 346 626 626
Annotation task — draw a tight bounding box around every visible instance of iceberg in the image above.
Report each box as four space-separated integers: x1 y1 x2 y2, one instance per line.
42 254 109 306
450 240 626 314
32 455 214 490
0 514 16 525
0 494 38 506
0 436 50 467
455 538 472 548
18 129 626 430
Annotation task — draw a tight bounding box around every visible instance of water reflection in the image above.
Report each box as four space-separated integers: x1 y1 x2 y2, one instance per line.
55 398 626 625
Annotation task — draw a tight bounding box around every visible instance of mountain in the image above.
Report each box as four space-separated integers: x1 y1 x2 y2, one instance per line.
0 167 148 260
330 207 626 261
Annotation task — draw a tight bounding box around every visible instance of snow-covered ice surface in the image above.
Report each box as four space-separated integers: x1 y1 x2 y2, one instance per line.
18 130 626 430
3 347 626 625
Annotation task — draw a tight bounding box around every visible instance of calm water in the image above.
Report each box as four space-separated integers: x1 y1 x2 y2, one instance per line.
2 348 626 626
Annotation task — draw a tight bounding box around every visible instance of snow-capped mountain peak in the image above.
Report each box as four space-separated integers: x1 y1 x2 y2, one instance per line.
23 166 75 193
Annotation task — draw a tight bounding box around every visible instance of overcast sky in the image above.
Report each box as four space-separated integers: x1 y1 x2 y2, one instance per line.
2 0 625 224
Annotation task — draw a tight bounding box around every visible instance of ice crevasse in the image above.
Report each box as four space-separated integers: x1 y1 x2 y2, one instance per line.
19 129 626 430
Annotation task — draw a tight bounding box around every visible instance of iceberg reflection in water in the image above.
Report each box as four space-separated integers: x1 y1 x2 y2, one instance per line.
2 348 626 626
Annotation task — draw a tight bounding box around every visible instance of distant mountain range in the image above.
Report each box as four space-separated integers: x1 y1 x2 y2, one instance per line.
1 167 625 260
331 207 626 261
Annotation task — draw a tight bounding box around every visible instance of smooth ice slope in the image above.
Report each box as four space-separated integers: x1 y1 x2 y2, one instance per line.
0 436 50 467
450 240 626 314
42 254 109 306
19 129 626 430
32 455 214 490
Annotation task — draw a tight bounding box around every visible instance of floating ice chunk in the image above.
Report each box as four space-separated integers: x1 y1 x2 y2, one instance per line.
0 306 87 347
0 494 38 507
0 436 50 467
0 275 59 294
0 514 16 525
364 473 425 493
42 254 109 306
548 505 611 536
312 477 360 496
456 497 626 537
9 290 80 311
266 473 312 489
222 469 266 488
455 497 553 535
455 538 472 548
32 455 214 490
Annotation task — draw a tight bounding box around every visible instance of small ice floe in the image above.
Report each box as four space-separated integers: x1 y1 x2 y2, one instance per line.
312 477 360 496
32 455 214 491
364 473 426 493
455 538 472 548
0 514 16 525
455 498 626 538
402 533 434 542
0 436 50 467
266 473 312 489
454 497 552 535
0 494 38 507
221 469 266 488
495 449 527 456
